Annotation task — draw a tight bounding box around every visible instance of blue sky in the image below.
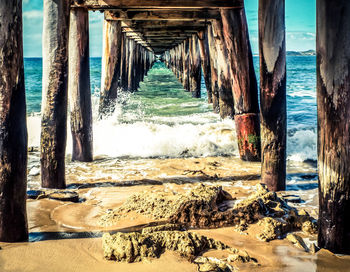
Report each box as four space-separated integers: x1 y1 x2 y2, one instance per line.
23 0 316 57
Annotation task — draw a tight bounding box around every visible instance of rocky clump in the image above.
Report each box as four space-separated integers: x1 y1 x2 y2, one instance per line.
170 184 318 239
99 184 232 226
100 183 317 243
103 226 257 271
102 230 228 262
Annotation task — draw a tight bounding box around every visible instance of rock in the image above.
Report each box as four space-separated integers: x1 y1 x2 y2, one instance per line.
286 233 309 252
257 217 286 242
282 194 303 203
27 190 46 200
102 230 228 262
48 191 79 202
309 243 320 254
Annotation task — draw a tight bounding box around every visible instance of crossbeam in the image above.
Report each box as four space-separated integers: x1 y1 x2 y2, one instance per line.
72 0 243 9
105 9 220 21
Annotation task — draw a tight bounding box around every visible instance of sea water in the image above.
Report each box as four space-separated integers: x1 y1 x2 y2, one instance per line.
24 56 316 163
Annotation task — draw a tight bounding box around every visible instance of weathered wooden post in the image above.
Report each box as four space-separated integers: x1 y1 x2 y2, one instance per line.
128 39 136 91
99 18 122 116
41 0 70 189
0 0 28 242
317 0 350 254
259 0 286 191
198 29 213 104
183 39 191 91
211 19 234 119
69 7 93 162
189 35 201 98
221 8 261 161
120 33 128 91
207 24 220 113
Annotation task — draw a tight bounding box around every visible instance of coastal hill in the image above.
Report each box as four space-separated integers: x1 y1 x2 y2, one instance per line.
253 50 316 56
286 49 316 56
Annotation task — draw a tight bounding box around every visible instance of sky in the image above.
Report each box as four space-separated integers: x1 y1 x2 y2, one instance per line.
23 0 316 57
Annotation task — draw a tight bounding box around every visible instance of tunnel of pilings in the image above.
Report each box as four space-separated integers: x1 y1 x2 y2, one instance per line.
0 0 350 254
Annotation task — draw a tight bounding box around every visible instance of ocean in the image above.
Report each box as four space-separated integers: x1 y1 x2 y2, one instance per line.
24 56 316 163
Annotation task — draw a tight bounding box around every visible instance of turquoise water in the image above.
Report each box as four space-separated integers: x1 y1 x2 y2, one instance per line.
24 56 316 161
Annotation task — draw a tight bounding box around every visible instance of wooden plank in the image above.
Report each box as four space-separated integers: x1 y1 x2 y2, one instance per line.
317 0 350 254
105 9 220 21
69 7 93 162
41 0 70 189
0 0 28 242
259 0 286 191
72 0 243 9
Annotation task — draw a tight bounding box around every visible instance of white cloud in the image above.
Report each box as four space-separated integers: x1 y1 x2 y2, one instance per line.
23 10 42 19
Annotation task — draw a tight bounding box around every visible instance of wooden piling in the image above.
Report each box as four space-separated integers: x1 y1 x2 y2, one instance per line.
41 0 70 189
182 39 191 91
198 29 213 104
207 24 220 113
99 19 122 116
128 39 136 91
221 8 261 161
211 19 234 119
0 0 28 242
69 7 93 162
120 33 128 91
259 0 286 191
317 0 350 254
189 35 201 98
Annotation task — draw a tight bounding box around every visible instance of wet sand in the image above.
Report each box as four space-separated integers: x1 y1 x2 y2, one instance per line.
1 154 350 271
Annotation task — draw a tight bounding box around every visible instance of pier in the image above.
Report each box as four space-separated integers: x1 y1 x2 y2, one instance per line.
0 0 349 256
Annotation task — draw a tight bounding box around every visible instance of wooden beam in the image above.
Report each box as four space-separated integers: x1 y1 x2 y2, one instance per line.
317 0 350 254
41 0 70 189
121 20 209 29
0 0 28 242
259 0 286 191
72 0 243 9
105 9 220 21
69 7 93 161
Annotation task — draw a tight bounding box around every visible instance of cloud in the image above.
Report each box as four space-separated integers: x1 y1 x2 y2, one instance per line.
23 10 42 19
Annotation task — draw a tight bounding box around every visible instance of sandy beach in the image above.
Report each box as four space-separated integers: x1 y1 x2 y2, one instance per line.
1 154 349 272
